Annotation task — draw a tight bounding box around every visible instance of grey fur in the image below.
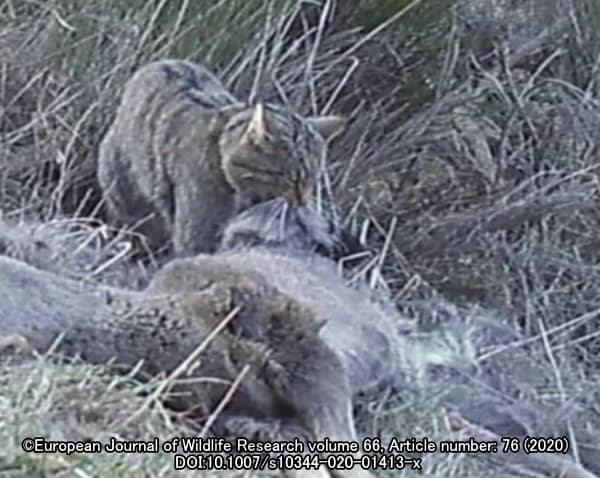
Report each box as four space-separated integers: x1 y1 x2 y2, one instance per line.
218 197 366 261
218 200 409 392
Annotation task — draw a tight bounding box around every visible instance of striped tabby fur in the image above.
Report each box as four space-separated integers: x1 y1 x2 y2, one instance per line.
98 59 346 256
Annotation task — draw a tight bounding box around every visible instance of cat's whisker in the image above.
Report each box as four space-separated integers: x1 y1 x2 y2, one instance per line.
262 199 283 234
278 200 289 239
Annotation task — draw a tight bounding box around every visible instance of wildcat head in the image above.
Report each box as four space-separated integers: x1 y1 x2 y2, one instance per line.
219 103 346 206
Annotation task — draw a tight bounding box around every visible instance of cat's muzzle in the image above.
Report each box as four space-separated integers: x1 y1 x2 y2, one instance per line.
285 182 313 206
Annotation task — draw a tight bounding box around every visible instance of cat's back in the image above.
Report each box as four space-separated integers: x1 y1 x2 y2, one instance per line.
126 60 236 103
112 59 238 136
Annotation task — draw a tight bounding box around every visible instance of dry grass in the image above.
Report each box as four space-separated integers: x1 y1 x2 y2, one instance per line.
1 0 600 477
0 355 254 478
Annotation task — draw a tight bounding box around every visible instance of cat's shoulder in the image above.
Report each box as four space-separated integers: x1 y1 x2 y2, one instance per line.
119 58 239 115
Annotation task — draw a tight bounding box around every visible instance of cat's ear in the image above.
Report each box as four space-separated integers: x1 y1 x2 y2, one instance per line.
305 115 347 141
244 103 269 144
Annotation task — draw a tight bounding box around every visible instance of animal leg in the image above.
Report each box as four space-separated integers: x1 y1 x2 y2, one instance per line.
263 344 376 478
172 181 231 256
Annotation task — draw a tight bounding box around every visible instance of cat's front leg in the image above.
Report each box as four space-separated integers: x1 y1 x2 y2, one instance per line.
172 181 232 256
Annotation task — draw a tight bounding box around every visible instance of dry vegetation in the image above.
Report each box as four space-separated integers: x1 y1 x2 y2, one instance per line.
1 0 600 477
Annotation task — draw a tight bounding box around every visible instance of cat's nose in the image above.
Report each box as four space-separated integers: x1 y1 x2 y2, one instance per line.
285 182 312 206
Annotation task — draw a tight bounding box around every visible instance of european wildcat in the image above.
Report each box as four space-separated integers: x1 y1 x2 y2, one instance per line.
97 59 347 256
